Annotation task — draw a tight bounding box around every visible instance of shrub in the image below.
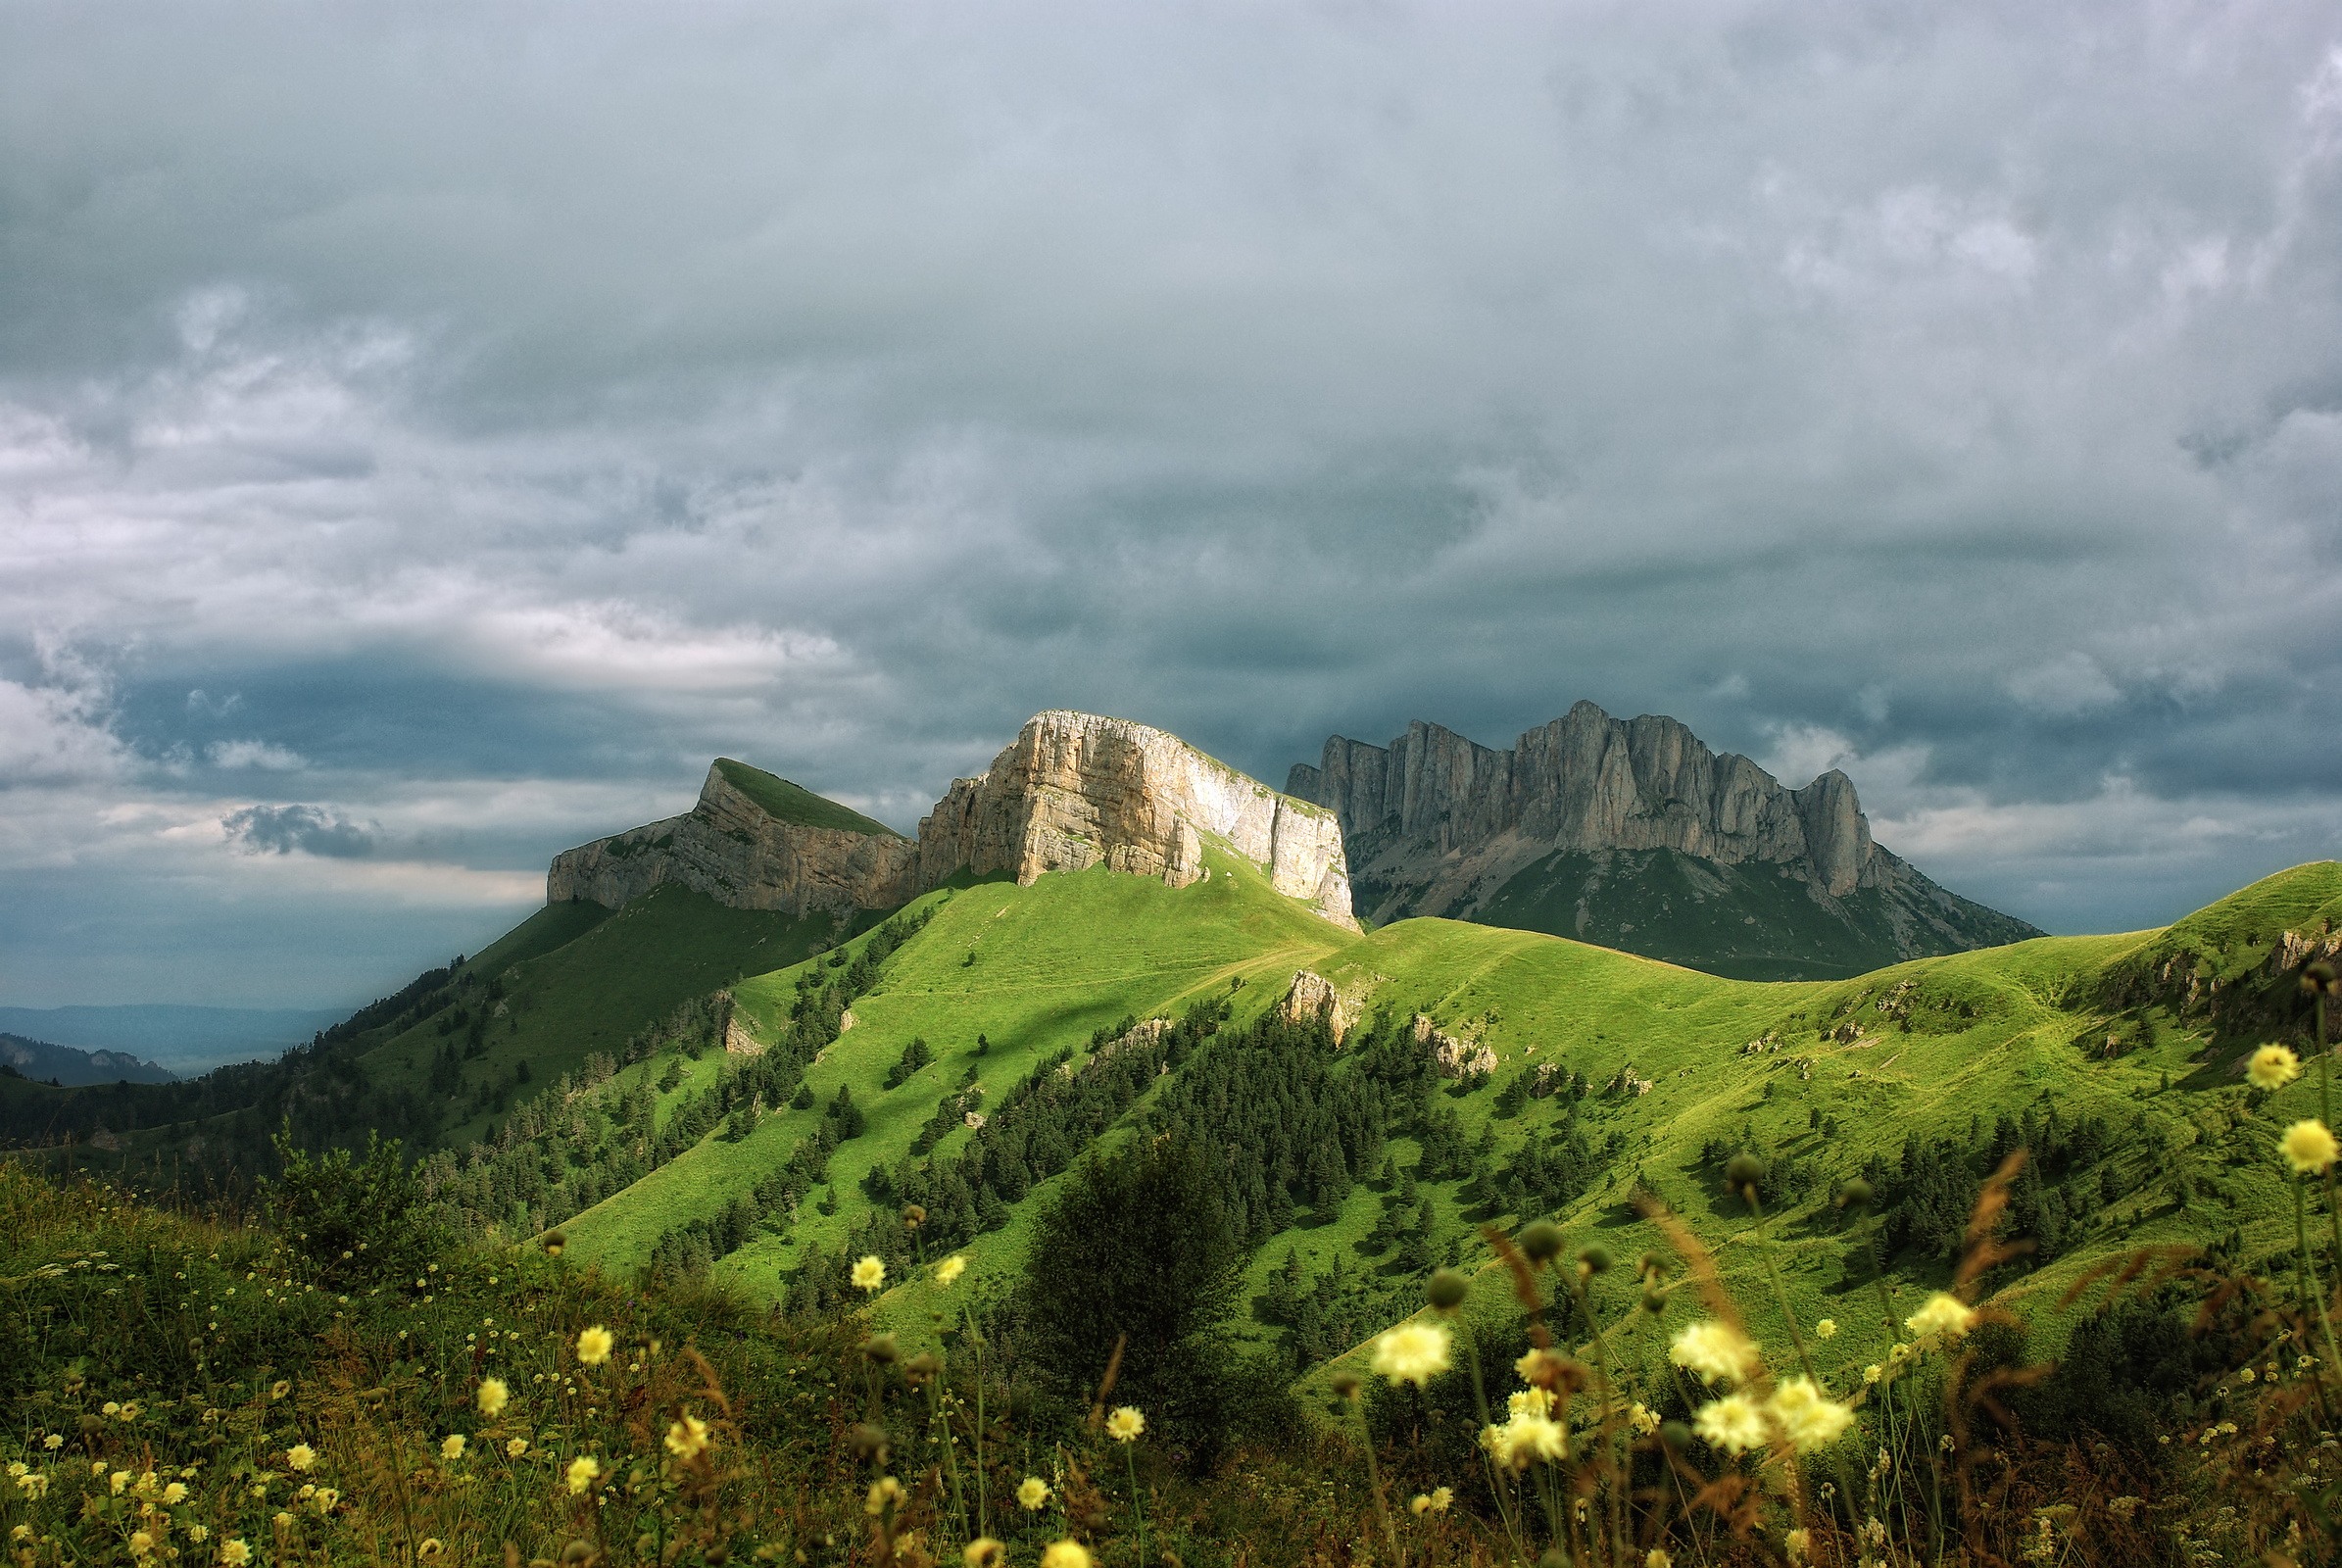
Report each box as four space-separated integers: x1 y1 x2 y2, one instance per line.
264 1125 451 1288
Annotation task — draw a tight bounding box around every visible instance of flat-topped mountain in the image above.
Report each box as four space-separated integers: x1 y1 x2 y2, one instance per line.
551 710 1357 929
1288 700 2041 978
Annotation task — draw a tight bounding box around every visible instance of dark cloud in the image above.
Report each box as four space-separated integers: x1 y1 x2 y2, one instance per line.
3 1 2340 1004
221 805 377 859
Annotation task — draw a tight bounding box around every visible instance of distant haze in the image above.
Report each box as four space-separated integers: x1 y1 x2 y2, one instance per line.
0 1006 347 1073
4 2 2340 1007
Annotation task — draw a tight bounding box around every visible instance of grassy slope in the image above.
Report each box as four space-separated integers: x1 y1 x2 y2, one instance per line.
497 854 2342 1390
713 758 903 838
559 844 1350 1286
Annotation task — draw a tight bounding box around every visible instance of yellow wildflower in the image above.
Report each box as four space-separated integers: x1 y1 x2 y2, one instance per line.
936 1254 968 1286
1670 1320 1760 1384
1905 1293 1976 1341
865 1476 905 1516
1017 1476 1051 1510
664 1415 711 1461
853 1254 887 1292
575 1326 614 1366
1371 1321 1452 1387
964 1542 1006 1568
506 1438 528 1457
1647 1552 1674 1568
439 1435 465 1461
221 1543 253 1568
2285 1119 2340 1175
417 1543 445 1560
285 1445 316 1473
1785 1528 1811 1561
1694 1393 1771 1454
163 1482 189 1504
1041 1544 1092 1568
2251 1044 2303 1090
564 1455 601 1494
1815 1319 1837 1340
1486 1411 1568 1469
477 1378 510 1417
1769 1377 1854 1453
1105 1405 1146 1443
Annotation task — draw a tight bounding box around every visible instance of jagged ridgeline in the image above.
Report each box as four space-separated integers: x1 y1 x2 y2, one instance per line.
1287 701 2045 980
16 707 2342 1392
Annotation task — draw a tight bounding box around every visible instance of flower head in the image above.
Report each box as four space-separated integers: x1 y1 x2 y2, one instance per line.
1041 1544 1092 1568
163 1482 189 1504
1693 1393 1771 1454
477 1378 510 1417
1905 1293 1977 1341
285 1445 316 1473
42 1434 61 1450
439 1435 465 1461
417 1542 444 1560
936 1254 968 1286
221 1543 253 1568
664 1414 711 1462
1769 1378 1854 1453
1814 1319 1837 1340
865 1476 905 1516
1413 1486 1453 1515
506 1438 528 1457
1784 1528 1811 1561
964 1542 1006 1568
1646 1552 1673 1568
564 1455 601 1495
1105 1405 1146 1443
2285 1119 2340 1175
851 1253 888 1293
1370 1321 1452 1388
1485 1411 1568 1469
575 1326 613 1366
1670 1320 1760 1384
1017 1476 1052 1510
2250 1044 2303 1091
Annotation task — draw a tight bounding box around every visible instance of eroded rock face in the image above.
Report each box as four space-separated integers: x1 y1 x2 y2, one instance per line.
915 711 1356 928
549 762 921 919
549 710 1359 931
1279 970 1356 1045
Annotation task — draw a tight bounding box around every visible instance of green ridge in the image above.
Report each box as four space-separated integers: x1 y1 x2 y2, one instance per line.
713 758 902 838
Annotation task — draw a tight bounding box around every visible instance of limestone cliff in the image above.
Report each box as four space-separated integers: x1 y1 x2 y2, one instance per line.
549 713 1358 931
1287 701 2039 977
916 711 1355 927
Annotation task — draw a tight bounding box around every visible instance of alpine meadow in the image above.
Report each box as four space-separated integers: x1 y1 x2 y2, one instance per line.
7 708 2342 1567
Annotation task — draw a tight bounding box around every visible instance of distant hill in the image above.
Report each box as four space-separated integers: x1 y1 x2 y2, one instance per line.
0 1005 346 1073
0 1033 174 1086
1288 701 2044 979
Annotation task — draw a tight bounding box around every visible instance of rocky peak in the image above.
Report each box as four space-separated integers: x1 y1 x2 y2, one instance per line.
550 711 1358 930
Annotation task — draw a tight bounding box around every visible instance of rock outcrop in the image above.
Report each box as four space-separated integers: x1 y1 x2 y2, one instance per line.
1287 700 2041 976
549 711 1358 931
1279 971 1357 1045
549 760 920 920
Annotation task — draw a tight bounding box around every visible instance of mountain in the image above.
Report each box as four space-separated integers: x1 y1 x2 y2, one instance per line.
11 707 2324 1394
0 1004 346 1073
0 1033 174 1086
552 710 1356 929
1287 700 2043 979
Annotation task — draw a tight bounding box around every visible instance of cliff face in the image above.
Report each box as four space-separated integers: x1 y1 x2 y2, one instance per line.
916 711 1354 926
548 761 920 919
549 712 1357 930
1287 700 2039 976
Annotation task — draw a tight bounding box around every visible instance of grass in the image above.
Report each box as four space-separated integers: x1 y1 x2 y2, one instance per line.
711 759 903 839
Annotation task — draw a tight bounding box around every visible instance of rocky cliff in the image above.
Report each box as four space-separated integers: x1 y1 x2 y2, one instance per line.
550 712 1358 930
1286 701 2040 977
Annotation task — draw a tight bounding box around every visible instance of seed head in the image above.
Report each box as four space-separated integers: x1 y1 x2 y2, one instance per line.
1724 1153 1766 1190
1578 1244 1613 1275
1660 1420 1692 1450
848 1422 891 1462
901 1203 927 1230
1538 1549 1571 1568
2284 1119 2340 1175
864 1476 905 1516
904 1351 942 1383
2303 961 2338 998
1519 1222 1565 1264
1838 1179 1874 1209
862 1334 899 1365
1330 1371 1362 1400
1426 1269 1470 1311
543 1231 566 1256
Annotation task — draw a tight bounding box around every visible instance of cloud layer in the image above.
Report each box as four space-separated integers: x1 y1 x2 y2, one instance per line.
4 2 2340 1004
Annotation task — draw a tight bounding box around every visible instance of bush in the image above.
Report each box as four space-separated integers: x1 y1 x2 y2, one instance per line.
263 1125 451 1289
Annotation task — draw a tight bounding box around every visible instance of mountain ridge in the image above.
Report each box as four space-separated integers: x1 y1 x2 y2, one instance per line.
1288 700 2042 977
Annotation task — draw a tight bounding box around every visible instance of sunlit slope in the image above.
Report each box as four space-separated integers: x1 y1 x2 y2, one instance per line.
558 845 1351 1280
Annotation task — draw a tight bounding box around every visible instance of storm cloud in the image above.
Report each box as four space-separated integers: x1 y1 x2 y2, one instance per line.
4 1 2340 1005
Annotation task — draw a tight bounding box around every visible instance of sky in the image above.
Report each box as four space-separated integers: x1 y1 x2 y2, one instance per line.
5 1 2342 1010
